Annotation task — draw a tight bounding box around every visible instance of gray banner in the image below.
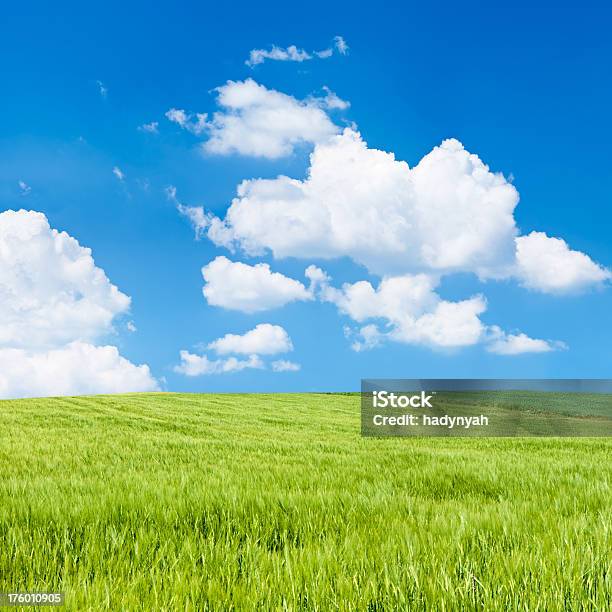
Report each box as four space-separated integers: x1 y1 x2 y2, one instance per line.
361 379 612 437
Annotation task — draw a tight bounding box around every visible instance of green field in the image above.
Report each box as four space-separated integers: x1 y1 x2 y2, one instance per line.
1 393 611 610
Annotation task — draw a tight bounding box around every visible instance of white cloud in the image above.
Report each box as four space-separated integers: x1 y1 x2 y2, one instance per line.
127 321 137 333
315 269 487 349
312 267 564 352
0 342 159 399
178 205 208 239
0 209 131 348
245 37 349 67
346 324 383 352
246 44 312 67
515 231 611 294
318 86 350 110
271 359 301 372
205 129 520 277
202 79 339 158
208 323 293 355
316 48 333 59
202 256 311 313
334 35 349 55
0 209 158 398
96 80 108 98
165 108 208 135
174 323 296 376
396 296 487 348
174 351 263 376
486 327 567 355
165 186 209 239
112 166 125 181
18 180 31 196
138 121 159 134
204 128 609 297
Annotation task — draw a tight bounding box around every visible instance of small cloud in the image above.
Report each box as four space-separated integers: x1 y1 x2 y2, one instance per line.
208 324 293 356
315 48 333 59
486 327 567 355
174 351 264 376
271 359 301 372
319 86 350 110
246 37 349 67
246 45 312 67
138 121 159 134
112 166 125 181
96 80 108 98
126 321 137 333
202 256 311 312
334 35 349 55
18 180 31 196
165 108 208 135
165 185 209 239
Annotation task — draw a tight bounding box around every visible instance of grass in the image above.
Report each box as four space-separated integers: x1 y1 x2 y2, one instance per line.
0 393 610 610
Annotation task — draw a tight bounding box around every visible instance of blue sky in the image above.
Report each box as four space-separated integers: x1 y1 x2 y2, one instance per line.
1 1 611 395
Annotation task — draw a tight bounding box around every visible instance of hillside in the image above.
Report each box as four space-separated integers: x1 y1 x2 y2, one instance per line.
1 393 610 610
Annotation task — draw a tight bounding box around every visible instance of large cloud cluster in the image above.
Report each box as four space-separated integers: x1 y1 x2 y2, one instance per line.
204 128 609 292
0 210 158 398
166 77 609 361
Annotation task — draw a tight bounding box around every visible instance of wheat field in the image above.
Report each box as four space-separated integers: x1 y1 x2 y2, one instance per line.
1 393 610 610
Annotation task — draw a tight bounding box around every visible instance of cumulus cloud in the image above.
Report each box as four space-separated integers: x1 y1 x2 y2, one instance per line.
0 210 158 398
202 256 311 312
345 324 384 352
203 128 608 299
175 82 607 356
486 328 567 355
174 351 263 376
205 129 520 277
245 36 349 67
515 231 611 294
0 210 131 348
208 323 293 355
0 342 159 399
174 324 295 376
138 121 159 134
202 79 340 158
311 266 562 352
271 360 301 372
313 268 487 349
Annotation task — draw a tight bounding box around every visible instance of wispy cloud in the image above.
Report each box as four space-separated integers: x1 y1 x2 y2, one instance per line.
166 185 209 239
271 360 301 372
246 36 349 67
96 80 108 98
18 180 31 196
165 108 208 135
138 121 159 134
334 35 349 55
112 166 125 181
